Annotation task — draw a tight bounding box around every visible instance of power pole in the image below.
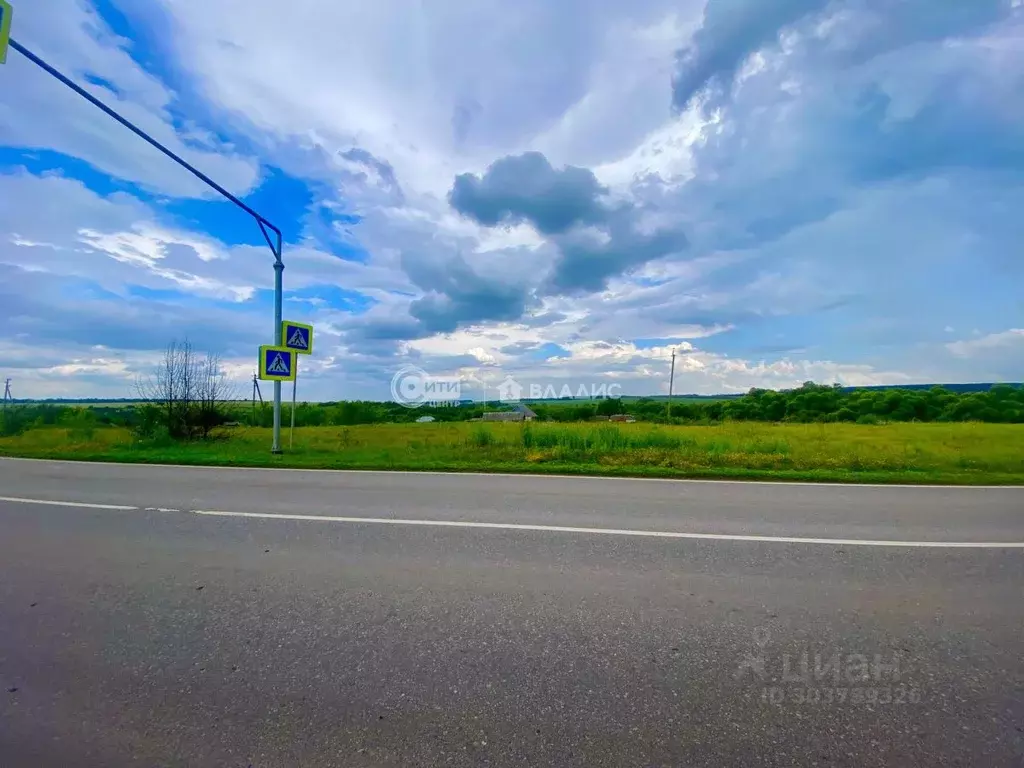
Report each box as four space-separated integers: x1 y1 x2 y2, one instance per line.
667 350 676 420
2 378 11 413
252 372 264 425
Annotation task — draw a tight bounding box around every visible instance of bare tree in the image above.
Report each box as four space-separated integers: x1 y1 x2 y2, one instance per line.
137 340 235 440
196 352 235 438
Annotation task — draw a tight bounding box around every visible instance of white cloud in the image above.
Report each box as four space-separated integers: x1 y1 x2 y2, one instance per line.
78 227 255 301
4 0 258 198
947 329 1024 358
155 0 704 197
396 325 919 397
0 172 262 299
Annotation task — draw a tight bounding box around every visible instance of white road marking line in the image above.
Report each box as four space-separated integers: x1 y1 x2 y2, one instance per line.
192 510 1024 549
144 507 181 513
1 456 1020 489
0 495 138 511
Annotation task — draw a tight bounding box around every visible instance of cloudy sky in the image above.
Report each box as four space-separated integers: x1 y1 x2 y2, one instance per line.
1 0 1022 400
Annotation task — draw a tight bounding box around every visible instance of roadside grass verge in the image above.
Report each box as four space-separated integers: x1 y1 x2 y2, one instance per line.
1 421 1022 485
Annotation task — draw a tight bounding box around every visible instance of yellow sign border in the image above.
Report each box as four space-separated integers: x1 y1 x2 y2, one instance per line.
0 1 13 66
258 345 297 381
282 320 314 355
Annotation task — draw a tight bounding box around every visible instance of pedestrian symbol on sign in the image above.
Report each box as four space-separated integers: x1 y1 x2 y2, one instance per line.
287 326 309 349
282 320 314 355
267 353 290 375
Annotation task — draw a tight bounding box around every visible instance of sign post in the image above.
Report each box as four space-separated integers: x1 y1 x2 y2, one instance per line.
290 357 298 448
281 321 314 450
0 1 13 65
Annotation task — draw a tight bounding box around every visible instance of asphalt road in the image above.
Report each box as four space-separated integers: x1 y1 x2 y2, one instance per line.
1 459 1022 767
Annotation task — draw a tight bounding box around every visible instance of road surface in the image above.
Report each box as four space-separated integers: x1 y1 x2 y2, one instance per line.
0 458 1022 767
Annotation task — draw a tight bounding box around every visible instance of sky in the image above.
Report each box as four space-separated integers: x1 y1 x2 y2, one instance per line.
1 0 1022 401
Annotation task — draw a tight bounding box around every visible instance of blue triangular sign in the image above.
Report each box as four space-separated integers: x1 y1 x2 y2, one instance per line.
287 326 309 349
267 353 290 375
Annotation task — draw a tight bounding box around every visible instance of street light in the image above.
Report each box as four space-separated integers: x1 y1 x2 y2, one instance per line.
6 38 287 452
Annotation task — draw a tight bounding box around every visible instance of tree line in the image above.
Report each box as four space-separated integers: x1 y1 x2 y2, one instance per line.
3 381 1023 441
664 382 1024 424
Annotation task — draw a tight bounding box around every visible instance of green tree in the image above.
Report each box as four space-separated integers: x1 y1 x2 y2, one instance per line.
596 398 625 416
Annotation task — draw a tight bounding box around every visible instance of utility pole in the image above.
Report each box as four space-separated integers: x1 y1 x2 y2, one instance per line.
667 349 676 420
251 372 264 426
6 38 285 454
2 378 11 413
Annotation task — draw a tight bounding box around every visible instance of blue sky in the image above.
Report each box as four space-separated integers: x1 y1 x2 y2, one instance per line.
1 0 1022 399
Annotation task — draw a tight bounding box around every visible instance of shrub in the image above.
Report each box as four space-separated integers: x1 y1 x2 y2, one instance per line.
0 408 29 437
470 427 494 448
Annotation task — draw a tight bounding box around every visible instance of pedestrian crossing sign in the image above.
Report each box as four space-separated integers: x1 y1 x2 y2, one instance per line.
282 320 313 355
258 345 296 381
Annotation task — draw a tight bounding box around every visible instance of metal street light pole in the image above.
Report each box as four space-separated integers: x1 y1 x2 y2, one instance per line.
8 39 286 453
272 259 284 453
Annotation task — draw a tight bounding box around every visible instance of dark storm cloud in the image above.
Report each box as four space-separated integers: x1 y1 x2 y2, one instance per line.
671 0 830 111
449 151 608 235
671 0 1010 112
449 151 689 296
405 252 534 334
543 214 689 296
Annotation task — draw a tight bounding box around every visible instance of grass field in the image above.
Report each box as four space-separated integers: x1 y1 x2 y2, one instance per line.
1 421 1022 484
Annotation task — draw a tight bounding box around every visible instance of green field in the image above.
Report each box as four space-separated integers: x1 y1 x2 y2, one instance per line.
1 421 1022 485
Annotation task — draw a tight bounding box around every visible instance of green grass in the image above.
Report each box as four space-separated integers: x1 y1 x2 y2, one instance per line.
2 421 1023 485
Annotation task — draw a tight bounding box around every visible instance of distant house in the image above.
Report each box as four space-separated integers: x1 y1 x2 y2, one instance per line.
609 414 636 423
483 411 526 422
481 404 537 422
416 415 436 423
514 404 537 421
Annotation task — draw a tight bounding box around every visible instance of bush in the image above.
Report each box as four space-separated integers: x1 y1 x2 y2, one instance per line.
133 424 175 448
0 408 30 437
470 427 494 448
60 407 98 441
132 404 166 440
835 407 857 422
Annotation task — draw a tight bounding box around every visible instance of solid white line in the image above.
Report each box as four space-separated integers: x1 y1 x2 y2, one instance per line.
192 510 1024 549
0 495 138 511
0 456 1020 490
